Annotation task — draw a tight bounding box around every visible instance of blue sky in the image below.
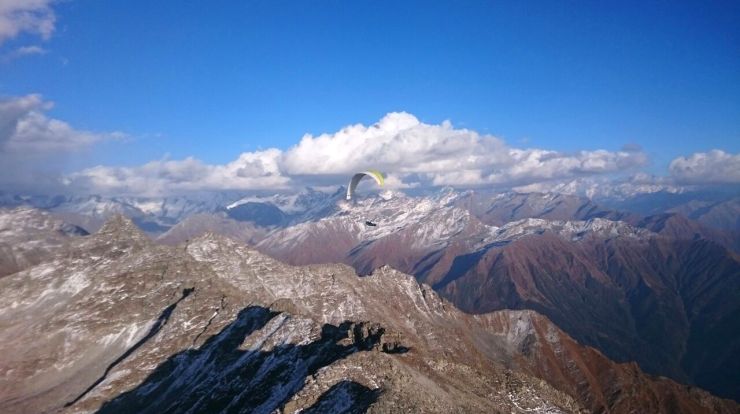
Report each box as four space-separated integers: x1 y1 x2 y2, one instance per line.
1 1 739 195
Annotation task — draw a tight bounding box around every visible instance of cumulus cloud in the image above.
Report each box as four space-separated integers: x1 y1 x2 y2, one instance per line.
6 108 733 197
0 94 123 154
513 152 740 201
282 112 646 188
64 112 649 195
281 113 509 177
66 150 290 196
0 94 126 194
430 147 647 186
669 150 740 185
0 0 55 45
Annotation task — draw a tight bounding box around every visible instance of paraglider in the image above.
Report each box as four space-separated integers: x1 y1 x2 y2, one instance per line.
346 170 384 201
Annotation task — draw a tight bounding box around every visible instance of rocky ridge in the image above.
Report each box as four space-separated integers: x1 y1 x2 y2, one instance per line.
0 207 88 277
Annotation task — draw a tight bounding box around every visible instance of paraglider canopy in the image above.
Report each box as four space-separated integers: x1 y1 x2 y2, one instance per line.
346 170 384 200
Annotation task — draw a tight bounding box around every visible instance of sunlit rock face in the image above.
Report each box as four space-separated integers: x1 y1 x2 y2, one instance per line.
0 207 88 277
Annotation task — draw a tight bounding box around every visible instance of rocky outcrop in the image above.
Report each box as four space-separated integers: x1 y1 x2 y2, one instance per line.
0 207 88 277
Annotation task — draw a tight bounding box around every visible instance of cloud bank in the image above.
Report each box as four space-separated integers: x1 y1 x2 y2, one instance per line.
62 112 655 196
0 94 122 154
66 150 289 196
3 103 737 197
0 94 124 193
0 0 55 45
669 150 740 185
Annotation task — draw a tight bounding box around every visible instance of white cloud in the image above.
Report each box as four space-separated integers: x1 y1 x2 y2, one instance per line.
669 150 740 185
383 173 419 189
0 0 55 45
283 112 646 188
11 45 49 58
1 44 47 62
66 150 290 196
0 94 123 154
64 112 648 195
512 154 740 200
281 113 509 177
2 108 729 197
16 44 46 55
0 94 127 194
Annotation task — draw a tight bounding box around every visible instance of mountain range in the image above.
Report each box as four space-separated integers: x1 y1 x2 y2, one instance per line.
0 212 737 413
1 187 739 412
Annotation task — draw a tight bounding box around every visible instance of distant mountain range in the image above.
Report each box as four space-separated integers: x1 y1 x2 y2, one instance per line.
3 187 737 237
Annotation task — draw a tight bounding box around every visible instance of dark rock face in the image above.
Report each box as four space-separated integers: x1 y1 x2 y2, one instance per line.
98 307 391 414
299 381 380 414
68 288 195 408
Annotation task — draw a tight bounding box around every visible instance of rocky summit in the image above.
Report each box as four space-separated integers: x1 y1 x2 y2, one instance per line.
0 213 737 413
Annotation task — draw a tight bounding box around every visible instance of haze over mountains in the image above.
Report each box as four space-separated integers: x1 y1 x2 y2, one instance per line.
1 186 739 413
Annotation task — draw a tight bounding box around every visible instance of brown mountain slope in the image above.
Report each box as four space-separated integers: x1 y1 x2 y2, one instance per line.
639 212 740 252
156 213 268 246
478 310 736 414
668 197 740 232
423 233 740 401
